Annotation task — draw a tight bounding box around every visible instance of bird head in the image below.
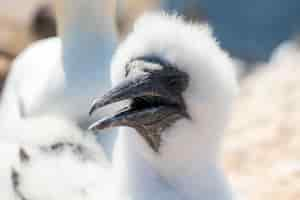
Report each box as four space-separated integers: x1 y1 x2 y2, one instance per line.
89 13 238 153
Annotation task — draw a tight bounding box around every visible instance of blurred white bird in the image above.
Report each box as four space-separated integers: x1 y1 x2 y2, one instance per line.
0 0 116 129
0 0 118 154
0 116 110 200
89 13 238 200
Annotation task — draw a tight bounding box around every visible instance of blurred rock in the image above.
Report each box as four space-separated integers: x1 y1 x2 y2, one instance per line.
30 4 57 40
0 0 55 94
0 17 31 57
223 41 300 200
0 17 29 93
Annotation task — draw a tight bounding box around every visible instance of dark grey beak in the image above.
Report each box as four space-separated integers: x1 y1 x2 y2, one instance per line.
88 59 189 151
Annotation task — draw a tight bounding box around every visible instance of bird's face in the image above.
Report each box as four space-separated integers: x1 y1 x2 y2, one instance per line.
89 13 238 153
89 57 190 152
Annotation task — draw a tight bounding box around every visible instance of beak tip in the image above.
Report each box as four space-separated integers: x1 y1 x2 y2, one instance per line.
89 108 95 116
88 118 109 132
89 100 100 117
88 124 97 132
89 98 108 117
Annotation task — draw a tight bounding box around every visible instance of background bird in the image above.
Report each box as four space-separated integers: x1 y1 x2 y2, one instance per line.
0 0 117 154
0 1 57 94
0 115 110 199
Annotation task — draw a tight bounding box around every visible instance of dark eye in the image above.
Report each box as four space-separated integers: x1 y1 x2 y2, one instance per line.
168 79 178 87
167 78 180 88
166 75 189 93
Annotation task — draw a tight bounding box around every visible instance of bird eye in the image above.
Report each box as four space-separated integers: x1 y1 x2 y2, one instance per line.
167 79 179 88
165 72 189 93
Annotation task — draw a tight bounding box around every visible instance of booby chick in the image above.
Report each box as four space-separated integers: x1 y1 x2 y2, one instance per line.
0 116 109 200
90 13 238 200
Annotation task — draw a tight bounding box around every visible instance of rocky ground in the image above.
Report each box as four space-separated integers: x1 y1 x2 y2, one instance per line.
0 1 300 200
223 41 300 200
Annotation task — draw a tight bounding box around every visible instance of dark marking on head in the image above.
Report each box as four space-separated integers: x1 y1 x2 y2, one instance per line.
89 55 190 152
126 56 189 93
127 57 190 152
89 55 191 152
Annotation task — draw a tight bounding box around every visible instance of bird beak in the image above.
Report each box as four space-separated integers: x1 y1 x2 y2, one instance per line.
88 60 189 135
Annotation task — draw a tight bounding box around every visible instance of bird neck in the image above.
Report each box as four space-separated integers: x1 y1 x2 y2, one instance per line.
113 126 232 200
54 0 116 80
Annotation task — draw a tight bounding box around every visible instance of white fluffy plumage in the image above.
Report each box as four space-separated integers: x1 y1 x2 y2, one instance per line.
107 13 238 200
0 116 110 200
0 11 238 200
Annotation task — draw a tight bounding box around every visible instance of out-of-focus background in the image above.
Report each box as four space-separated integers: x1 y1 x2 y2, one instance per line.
0 0 299 199
0 0 55 91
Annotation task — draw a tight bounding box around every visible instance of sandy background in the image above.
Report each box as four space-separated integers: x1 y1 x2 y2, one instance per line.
0 1 299 199
224 42 300 200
